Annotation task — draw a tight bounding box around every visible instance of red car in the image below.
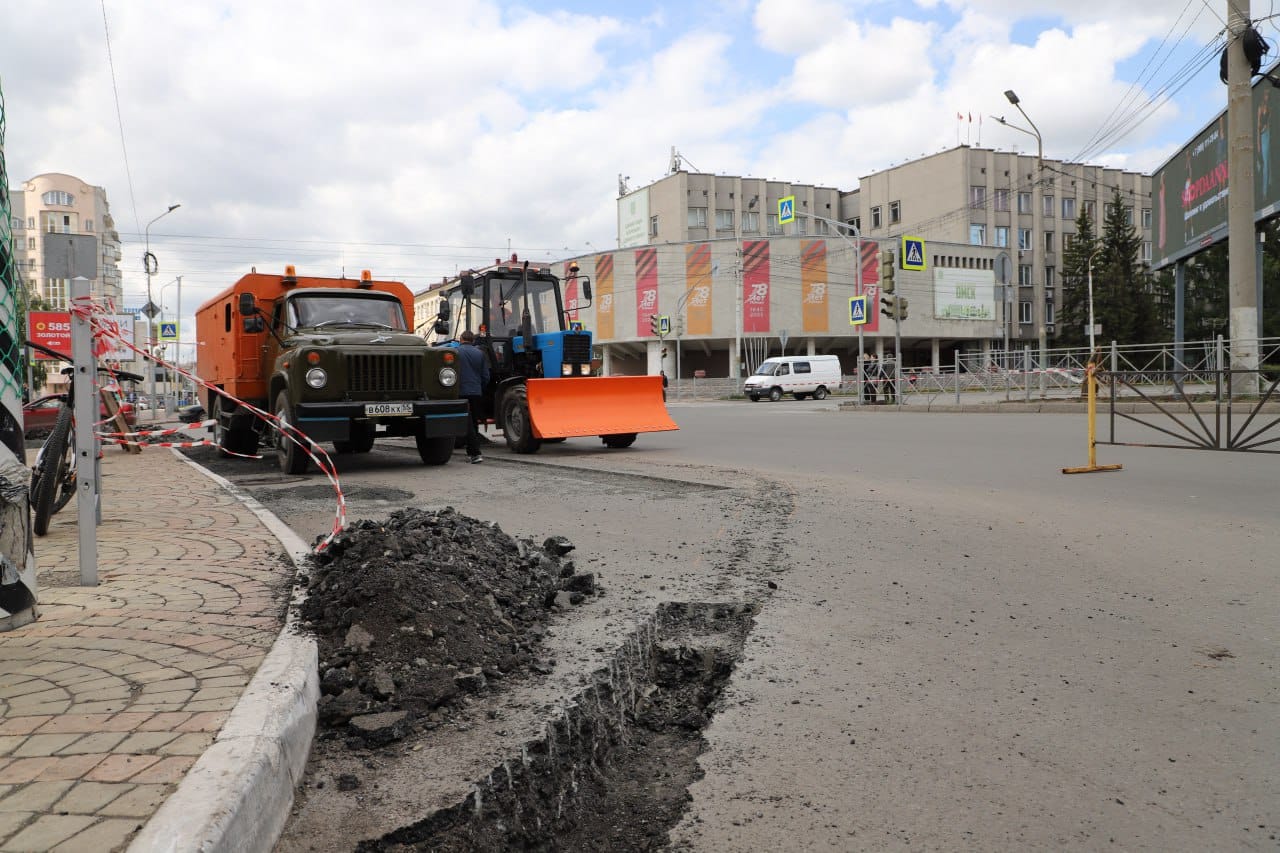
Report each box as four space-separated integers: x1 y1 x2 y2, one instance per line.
23 392 136 439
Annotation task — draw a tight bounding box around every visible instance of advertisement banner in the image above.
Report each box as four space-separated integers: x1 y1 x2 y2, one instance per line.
102 315 137 361
635 248 659 337
742 240 770 333
1153 77 1280 268
564 267 580 322
685 243 713 336
594 253 614 340
28 311 71 359
860 240 879 287
933 268 996 320
617 188 651 249
801 240 828 332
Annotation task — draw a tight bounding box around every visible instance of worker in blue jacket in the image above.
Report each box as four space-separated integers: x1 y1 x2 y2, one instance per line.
457 330 490 463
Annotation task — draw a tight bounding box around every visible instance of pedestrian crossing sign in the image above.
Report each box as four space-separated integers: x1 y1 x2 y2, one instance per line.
159 322 178 340
848 295 868 326
901 236 926 271
778 196 796 225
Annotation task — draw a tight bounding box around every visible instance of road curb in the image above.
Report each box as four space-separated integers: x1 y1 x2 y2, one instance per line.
126 450 319 853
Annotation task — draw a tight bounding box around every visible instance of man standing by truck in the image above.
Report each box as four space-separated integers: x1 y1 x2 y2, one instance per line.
457 330 489 463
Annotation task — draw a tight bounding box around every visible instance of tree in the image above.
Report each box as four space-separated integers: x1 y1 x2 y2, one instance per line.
1058 209 1099 349
1095 187 1166 344
16 287 53 398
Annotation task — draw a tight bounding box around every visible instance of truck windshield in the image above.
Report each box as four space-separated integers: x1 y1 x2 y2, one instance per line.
753 363 779 376
290 295 407 330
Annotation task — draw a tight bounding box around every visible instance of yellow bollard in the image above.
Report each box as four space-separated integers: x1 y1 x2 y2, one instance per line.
1062 362 1123 475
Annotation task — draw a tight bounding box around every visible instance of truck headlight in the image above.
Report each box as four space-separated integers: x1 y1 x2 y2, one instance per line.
439 367 457 387
561 364 574 376
305 368 328 389
579 363 591 375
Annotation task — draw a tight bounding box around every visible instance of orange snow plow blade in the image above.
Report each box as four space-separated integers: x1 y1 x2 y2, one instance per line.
526 376 678 439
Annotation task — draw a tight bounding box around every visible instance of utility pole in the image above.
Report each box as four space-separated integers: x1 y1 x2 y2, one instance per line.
732 246 743 380
1227 0 1261 394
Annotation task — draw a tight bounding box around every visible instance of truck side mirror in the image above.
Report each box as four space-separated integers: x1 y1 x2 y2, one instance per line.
238 292 257 316
436 301 451 322
432 319 450 337
243 315 265 333
580 279 592 301
459 274 474 299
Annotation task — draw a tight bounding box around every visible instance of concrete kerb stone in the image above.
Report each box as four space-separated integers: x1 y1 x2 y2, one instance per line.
126 450 318 853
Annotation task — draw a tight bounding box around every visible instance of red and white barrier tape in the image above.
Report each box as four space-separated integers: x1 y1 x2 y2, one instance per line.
69 297 347 552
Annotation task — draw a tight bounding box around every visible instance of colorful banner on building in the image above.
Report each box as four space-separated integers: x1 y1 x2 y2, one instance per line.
563 266 580 322
742 240 770 333
860 240 879 286
635 248 659 336
594 253 614 340
28 311 72 359
685 243 713 336
801 240 828 332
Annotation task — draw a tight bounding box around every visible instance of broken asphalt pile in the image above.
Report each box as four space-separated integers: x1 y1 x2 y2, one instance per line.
298 507 597 748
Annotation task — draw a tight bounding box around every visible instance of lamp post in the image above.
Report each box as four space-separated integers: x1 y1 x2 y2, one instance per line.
1086 246 1105 357
998 90 1045 396
144 204 181 419
159 277 183 412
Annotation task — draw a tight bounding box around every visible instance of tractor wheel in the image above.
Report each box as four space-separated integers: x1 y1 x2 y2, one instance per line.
415 432 454 465
274 392 309 475
601 433 637 449
501 386 541 454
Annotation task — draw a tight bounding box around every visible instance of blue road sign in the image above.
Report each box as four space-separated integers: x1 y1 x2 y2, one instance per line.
901 236 927 271
159 322 178 340
778 195 796 225
848 296 868 326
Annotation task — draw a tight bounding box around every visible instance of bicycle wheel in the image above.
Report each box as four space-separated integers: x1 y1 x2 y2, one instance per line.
33 406 73 537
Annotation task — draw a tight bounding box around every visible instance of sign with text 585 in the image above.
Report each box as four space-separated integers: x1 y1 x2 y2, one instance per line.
29 311 72 359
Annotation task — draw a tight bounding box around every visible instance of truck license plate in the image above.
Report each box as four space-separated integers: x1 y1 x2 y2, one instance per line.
365 403 413 416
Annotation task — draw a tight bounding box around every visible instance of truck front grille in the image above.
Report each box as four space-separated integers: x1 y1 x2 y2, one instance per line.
563 333 592 365
346 354 419 394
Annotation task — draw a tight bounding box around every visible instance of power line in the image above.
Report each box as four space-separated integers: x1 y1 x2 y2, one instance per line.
99 0 139 240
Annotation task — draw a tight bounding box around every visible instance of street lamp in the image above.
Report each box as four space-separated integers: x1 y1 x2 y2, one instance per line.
998 89 1046 396
144 204 181 418
1086 246 1105 357
159 276 183 412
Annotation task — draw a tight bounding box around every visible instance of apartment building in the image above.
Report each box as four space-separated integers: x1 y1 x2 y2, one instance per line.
8 172 124 309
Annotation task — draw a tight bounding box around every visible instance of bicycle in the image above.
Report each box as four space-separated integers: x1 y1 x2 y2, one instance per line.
26 340 142 536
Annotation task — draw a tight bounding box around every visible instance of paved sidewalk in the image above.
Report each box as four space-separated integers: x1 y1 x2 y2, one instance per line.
0 443 303 852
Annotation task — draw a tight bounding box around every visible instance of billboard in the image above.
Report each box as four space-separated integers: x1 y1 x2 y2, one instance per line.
800 240 828 332
685 244 713 335
594 253 615 340
742 240 770 333
635 248 659 336
28 311 71 359
933 268 996 320
617 188 651 249
1153 73 1280 269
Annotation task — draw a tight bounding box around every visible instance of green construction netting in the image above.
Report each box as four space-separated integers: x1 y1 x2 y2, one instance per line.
0 79 23 412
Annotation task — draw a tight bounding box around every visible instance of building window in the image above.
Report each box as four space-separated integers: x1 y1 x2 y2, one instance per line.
969 186 986 209
1141 208 1152 229
994 226 1009 247
41 190 75 207
1018 228 1032 250
994 189 1010 211
1083 200 1096 220
1062 198 1076 220
1124 206 1134 226
1045 266 1055 289
45 279 68 309
889 200 901 223
1018 192 1032 214
871 206 882 229
1064 233 1075 251
1044 231 1054 252
1018 264 1033 286
814 219 829 235
27 217 34 230
10 216 20 230
796 217 806 235
650 215 658 237
742 211 759 232
767 213 782 235
1045 302 1055 324
1043 195 1055 217
1019 301 1033 324
687 207 707 228
715 209 734 230
970 224 986 245
1142 241 1152 262
849 217 861 232
85 219 94 232
27 237 36 250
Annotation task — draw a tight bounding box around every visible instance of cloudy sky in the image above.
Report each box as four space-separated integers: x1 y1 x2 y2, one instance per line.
0 0 1238 321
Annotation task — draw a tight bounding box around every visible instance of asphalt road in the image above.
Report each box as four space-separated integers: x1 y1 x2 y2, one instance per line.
212 399 1278 850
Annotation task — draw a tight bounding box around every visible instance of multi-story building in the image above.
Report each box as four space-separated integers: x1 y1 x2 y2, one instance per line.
844 146 1153 348
8 172 123 309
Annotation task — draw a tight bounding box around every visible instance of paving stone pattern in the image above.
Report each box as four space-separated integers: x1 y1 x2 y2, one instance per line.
0 446 292 852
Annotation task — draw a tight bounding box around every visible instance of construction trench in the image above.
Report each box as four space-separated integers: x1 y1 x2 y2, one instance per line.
191 445 797 852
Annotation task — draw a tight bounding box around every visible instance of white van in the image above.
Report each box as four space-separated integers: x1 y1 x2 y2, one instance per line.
743 355 843 402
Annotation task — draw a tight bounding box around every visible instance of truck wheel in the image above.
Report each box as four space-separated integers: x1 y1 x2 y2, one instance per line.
601 433 637 449
813 386 828 400
749 394 759 402
335 423 375 454
274 392 309 475
501 386 541 454
213 396 258 457
769 387 782 402
416 431 454 465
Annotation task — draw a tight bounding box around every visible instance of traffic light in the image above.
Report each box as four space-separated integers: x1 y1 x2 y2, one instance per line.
650 314 661 337
897 297 909 320
675 316 685 336
880 295 897 319
879 250 896 294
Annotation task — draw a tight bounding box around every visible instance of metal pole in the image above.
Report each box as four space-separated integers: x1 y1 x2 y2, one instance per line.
733 246 742 380
172 275 182 410
144 204 180 421
1227 0 1260 394
1023 345 1031 403
955 349 961 406
70 277 98 586
1174 261 1185 391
